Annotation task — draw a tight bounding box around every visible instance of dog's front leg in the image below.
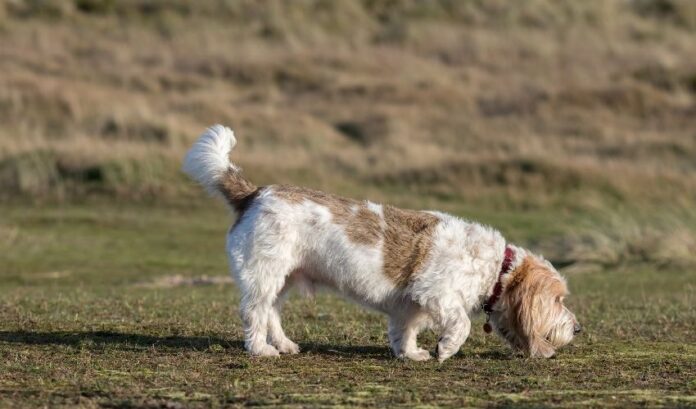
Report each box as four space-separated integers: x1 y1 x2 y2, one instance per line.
436 307 471 362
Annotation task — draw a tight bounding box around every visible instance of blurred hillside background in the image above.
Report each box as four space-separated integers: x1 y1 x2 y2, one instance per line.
1 0 696 269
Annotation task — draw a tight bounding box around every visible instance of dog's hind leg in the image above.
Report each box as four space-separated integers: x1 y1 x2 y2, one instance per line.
237 260 292 357
240 294 278 357
266 278 300 354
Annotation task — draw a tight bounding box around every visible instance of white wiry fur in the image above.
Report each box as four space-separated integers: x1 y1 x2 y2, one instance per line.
183 125 579 361
182 124 237 196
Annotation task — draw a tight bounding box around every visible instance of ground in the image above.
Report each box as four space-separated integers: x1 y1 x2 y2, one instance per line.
1 1 696 407
1 204 693 408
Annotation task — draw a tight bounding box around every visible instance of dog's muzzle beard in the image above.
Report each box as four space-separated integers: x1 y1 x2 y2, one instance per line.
488 310 569 358
489 312 525 352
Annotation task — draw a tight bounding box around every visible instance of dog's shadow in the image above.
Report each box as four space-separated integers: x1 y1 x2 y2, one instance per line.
0 330 392 359
0 331 515 361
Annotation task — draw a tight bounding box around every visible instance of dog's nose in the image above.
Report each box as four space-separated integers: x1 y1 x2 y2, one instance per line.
573 323 582 335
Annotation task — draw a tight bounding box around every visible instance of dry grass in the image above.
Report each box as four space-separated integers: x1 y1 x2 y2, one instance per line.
1 0 695 204
2 0 696 266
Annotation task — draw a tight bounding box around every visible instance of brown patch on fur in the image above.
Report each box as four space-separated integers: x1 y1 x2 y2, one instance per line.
345 206 382 245
382 206 439 287
273 185 355 208
218 169 259 214
503 255 567 357
273 185 382 245
273 185 440 286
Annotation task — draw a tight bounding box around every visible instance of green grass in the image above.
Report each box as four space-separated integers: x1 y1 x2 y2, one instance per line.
0 203 694 408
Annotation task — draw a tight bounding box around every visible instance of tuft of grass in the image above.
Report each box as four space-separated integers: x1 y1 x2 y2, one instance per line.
0 150 184 200
632 0 696 29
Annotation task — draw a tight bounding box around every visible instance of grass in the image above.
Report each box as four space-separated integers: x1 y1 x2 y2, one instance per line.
0 203 694 408
1 1 696 407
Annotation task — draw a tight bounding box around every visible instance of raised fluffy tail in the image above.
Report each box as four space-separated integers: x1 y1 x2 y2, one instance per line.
182 125 258 211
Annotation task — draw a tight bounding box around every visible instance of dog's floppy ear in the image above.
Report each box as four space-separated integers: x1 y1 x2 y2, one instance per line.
505 257 556 358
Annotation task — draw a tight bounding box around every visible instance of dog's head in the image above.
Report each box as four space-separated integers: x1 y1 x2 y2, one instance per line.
488 254 580 358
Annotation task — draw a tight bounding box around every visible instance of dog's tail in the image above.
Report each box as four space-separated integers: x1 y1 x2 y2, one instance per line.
182 124 258 212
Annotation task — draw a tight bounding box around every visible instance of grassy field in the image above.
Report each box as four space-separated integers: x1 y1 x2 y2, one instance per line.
1 204 694 408
1 0 696 407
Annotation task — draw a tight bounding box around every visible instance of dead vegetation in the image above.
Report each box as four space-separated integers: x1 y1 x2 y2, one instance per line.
1 0 695 264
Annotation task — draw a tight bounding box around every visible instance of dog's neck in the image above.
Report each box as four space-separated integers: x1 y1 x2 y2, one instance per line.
483 244 529 312
482 246 516 313
481 245 526 333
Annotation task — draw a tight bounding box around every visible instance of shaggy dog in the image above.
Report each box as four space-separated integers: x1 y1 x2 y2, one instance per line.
183 125 581 361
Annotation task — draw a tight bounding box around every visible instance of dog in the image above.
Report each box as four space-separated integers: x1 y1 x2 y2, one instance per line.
183 125 581 361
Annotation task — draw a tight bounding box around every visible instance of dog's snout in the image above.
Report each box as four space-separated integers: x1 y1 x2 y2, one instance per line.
573 323 582 335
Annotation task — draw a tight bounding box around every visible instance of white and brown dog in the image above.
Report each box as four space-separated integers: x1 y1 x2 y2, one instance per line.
183 125 581 362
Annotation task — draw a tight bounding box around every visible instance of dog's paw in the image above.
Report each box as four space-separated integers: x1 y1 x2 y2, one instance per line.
249 344 280 357
403 348 431 361
436 343 457 363
276 339 300 354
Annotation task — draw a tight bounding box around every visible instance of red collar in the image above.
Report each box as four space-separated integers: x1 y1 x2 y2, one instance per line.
483 246 515 314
